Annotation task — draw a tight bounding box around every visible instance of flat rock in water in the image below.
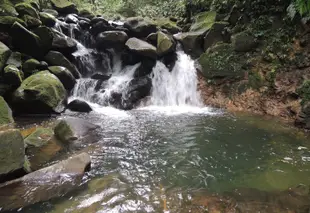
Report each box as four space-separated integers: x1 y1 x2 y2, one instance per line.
0 153 91 211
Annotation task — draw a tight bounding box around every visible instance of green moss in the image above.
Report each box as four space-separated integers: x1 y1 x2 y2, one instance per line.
156 18 181 34
54 120 77 143
15 2 39 19
22 58 40 76
0 16 25 28
190 11 217 32
39 12 56 27
24 127 53 147
297 80 310 105
157 31 174 56
0 0 18 16
0 96 14 125
248 70 264 89
22 14 42 28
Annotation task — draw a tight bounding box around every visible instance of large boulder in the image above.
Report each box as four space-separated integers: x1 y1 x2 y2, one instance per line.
124 17 157 38
22 58 41 76
0 153 91 211
174 31 204 58
51 0 78 14
203 22 229 51
33 26 54 55
42 9 58 17
0 41 11 71
0 96 14 125
3 65 23 86
90 20 114 36
125 37 157 59
134 58 156 77
0 129 25 181
10 22 44 59
24 127 54 147
79 9 95 19
96 31 128 50
67 99 92 113
0 0 18 16
15 3 39 19
22 15 42 28
48 66 76 90
157 31 176 57
231 31 257 52
190 11 217 33
44 51 80 78
54 119 77 143
39 12 57 27
12 71 67 114
0 16 25 30
51 30 78 55
198 43 245 79
156 18 181 34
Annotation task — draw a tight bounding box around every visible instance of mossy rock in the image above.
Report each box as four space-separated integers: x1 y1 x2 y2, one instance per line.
124 17 157 38
6 51 22 68
22 58 40 76
173 31 204 58
3 64 23 86
54 120 77 143
79 9 95 19
42 9 58 17
231 31 257 52
0 16 25 30
0 41 12 72
297 80 310 105
0 0 18 16
125 37 157 59
203 22 229 51
156 18 181 34
198 43 245 79
157 31 176 57
12 71 67 114
48 66 76 90
39 12 56 27
15 2 39 19
190 11 217 33
22 14 42 28
24 127 53 147
51 0 78 14
33 26 53 54
0 129 25 176
0 96 14 125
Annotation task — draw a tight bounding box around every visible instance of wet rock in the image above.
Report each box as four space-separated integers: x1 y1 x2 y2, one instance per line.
44 51 81 78
96 31 128 50
134 58 156 77
5 51 21 68
156 18 181 34
0 0 18 16
42 9 58 17
24 127 54 147
231 31 257 52
22 14 42 28
0 41 11 71
39 61 48 70
157 31 176 57
52 30 78 55
15 3 39 19
203 22 229 51
3 64 23 86
0 153 91 211
79 9 95 20
125 37 157 59
0 96 14 125
22 58 41 76
51 0 78 14
33 26 54 55
78 20 90 30
0 129 25 181
67 99 92 113
174 31 204 58
90 16 109 25
0 16 25 31
124 17 157 38
146 32 157 46
12 71 67 114
39 12 57 27
65 14 78 24
90 20 114 36
56 117 98 138
48 66 76 91
91 73 111 81
10 22 43 59
161 51 178 71
54 119 77 143
190 11 217 33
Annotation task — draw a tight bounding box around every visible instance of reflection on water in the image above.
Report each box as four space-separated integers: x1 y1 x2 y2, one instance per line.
9 107 310 213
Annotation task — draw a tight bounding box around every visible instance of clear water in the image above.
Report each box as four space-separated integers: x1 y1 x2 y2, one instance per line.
13 107 310 213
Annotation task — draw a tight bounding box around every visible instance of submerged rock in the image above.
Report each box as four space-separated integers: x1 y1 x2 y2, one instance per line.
0 129 25 182
67 99 92 113
12 71 67 114
125 37 157 59
48 66 76 90
0 96 14 125
0 153 91 211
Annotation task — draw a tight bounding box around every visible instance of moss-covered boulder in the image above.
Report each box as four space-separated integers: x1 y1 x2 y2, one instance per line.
10 22 43 59
124 17 157 38
0 41 11 71
12 71 67 114
0 96 14 125
0 129 25 179
22 15 42 28
174 31 204 58
125 37 157 59
190 11 217 33
24 127 53 147
51 0 78 14
22 58 41 76
44 51 80 78
157 31 176 57
96 31 128 50
6 51 21 68
156 18 181 34
15 3 39 19
0 16 25 30
39 12 56 27
203 22 229 51
48 66 76 90
54 120 77 143
0 0 18 16
3 65 23 86
198 43 245 79
33 26 53 54
42 9 58 17
231 31 257 52
79 9 95 19
51 31 77 54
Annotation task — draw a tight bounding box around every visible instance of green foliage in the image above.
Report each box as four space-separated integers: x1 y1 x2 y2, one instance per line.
298 80 310 105
295 0 310 15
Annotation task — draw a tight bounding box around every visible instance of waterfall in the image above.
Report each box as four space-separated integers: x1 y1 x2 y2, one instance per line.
148 51 203 107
